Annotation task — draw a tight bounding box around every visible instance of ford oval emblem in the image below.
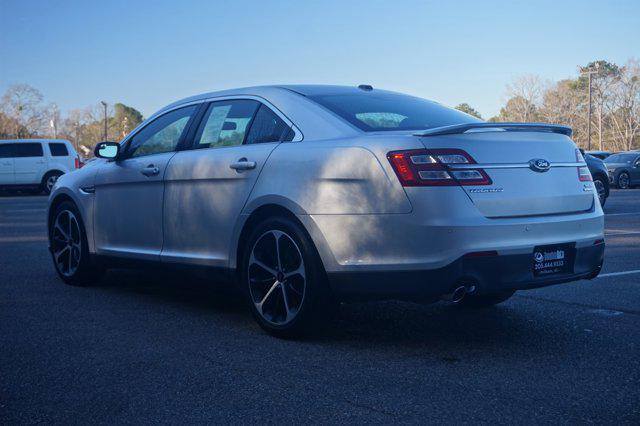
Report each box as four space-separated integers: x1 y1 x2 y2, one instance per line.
529 158 551 173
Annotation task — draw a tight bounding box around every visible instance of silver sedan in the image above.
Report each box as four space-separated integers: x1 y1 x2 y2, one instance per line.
48 85 605 337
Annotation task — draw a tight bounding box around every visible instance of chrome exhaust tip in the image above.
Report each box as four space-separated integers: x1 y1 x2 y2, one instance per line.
451 286 467 303
442 283 477 303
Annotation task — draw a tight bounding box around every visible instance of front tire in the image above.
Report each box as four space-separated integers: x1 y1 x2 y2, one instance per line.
617 172 630 189
455 290 515 308
240 216 330 338
50 201 102 286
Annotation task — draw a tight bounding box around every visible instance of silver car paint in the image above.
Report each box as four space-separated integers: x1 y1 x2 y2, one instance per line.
48 85 604 280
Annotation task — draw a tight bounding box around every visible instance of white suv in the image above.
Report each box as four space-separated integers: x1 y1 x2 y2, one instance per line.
0 139 81 194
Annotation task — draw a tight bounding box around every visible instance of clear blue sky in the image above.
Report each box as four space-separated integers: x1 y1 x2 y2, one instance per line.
1 0 638 119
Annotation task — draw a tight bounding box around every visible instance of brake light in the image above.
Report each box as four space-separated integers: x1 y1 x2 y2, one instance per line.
75 157 80 169
576 149 591 182
387 149 491 186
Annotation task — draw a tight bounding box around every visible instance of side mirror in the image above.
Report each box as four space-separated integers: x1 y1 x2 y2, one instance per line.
94 141 120 160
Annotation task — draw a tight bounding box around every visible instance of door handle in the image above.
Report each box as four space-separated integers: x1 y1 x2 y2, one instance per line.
230 158 257 172
1 161 11 166
140 164 160 176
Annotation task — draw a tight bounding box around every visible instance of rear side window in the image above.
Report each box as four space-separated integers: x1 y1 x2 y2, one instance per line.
13 143 43 157
307 92 480 132
49 143 69 156
245 105 292 144
195 100 259 149
0 144 13 158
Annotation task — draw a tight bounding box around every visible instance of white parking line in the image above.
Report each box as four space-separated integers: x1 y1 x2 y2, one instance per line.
606 212 640 217
596 269 640 278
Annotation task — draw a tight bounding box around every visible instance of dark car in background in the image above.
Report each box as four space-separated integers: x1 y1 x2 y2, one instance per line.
605 152 640 189
586 150 611 160
583 153 610 206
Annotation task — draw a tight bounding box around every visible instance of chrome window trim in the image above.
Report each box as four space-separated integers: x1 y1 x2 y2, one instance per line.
452 162 586 170
121 95 303 149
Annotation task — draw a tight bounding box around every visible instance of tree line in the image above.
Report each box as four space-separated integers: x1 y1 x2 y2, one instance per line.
1 58 638 157
456 58 640 152
0 84 143 157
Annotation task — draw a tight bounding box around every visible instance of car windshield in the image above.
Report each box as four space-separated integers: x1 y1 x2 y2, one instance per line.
307 92 481 132
605 153 637 164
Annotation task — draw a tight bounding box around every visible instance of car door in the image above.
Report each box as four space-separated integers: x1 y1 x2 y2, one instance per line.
162 100 295 266
93 105 199 260
0 144 14 185
13 142 46 184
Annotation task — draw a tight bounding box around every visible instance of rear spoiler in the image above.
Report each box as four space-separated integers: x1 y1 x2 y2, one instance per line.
414 122 572 137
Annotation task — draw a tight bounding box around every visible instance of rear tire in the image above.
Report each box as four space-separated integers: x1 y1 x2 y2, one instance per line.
455 290 515 308
50 201 103 286
42 171 63 195
593 177 607 207
240 216 331 338
617 172 630 190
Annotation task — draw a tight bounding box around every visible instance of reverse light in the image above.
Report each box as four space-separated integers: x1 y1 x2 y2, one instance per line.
576 149 592 182
387 149 492 187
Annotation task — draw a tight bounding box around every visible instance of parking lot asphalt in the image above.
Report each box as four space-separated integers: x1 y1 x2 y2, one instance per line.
1 190 639 424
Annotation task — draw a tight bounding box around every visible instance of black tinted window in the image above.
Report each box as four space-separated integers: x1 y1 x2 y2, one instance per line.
245 105 291 144
0 144 13 158
49 143 69 156
14 143 43 157
308 92 480 132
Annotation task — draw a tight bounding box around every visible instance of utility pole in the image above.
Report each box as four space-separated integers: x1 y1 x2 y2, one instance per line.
50 104 58 138
581 66 599 151
100 101 108 141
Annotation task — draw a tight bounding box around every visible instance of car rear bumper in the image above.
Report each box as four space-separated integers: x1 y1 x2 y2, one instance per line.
328 242 605 301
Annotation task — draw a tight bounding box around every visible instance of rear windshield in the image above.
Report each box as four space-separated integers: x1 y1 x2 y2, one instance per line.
307 92 481 132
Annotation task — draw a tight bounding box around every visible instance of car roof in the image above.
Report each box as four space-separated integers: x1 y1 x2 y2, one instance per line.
0 139 72 143
163 84 402 111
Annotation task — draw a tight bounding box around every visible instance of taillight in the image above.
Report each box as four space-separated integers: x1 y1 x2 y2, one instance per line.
576 149 592 182
387 149 492 187
75 157 83 169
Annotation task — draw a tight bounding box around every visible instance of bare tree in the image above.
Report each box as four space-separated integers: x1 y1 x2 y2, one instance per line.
501 74 547 122
0 84 46 138
607 60 640 151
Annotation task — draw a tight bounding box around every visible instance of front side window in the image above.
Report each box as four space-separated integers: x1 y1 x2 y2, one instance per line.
245 105 292 144
128 106 197 158
49 143 69 156
307 92 480 132
195 100 259 149
13 143 43 157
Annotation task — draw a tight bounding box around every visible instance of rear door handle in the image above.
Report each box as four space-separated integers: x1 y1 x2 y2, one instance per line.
230 158 257 172
140 164 160 176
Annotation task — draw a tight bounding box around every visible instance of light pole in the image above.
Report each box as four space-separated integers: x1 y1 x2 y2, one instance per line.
581 65 599 151
100 101 108 141
50 104 58 138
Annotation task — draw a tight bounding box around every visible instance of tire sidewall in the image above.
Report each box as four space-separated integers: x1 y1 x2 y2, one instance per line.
618 172 630 189
42 172 62 195
593 177 607 206
240 216 326 337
